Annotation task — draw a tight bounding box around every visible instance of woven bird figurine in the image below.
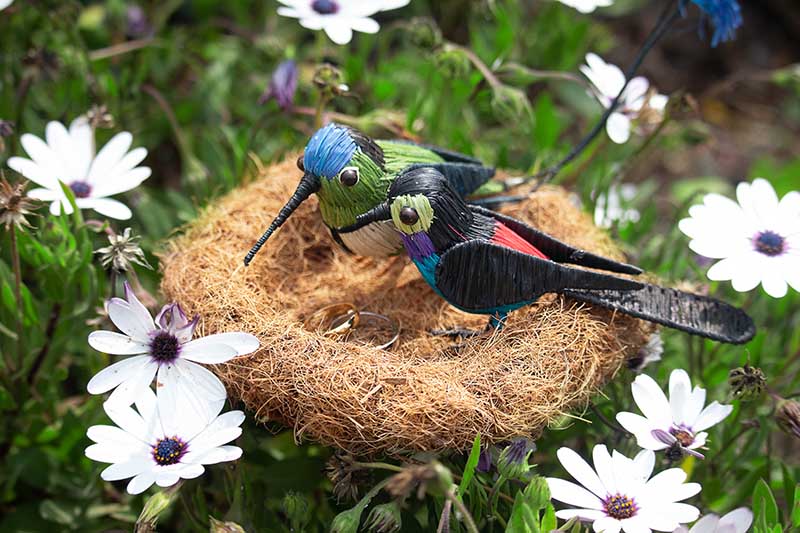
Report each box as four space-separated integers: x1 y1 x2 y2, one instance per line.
340 167 756 344
244 123 509 264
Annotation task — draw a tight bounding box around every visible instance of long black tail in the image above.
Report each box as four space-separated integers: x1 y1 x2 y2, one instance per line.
564 284 755 344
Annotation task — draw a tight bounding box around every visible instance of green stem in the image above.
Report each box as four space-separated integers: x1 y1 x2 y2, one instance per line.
454 44 503 90
10 226 23 373
446 487 480 533
353 461 406 473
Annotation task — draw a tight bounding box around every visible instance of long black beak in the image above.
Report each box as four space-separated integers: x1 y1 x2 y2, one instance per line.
338 203 393 234
244 172 321 266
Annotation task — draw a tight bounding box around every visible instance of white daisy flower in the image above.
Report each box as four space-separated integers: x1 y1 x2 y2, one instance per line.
594 183 641 228
555 0 613 14
87 282 259 420
627 333 664 373
674 507 753 533
678 178 800 299
616 369 733 460
85 387 244 495
546 444 701 533
8 118 150 220
580 53 668 144
276 0 410 45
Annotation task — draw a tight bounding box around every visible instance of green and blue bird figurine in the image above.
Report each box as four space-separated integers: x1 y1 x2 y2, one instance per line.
341 167 756 344
244 123 507 264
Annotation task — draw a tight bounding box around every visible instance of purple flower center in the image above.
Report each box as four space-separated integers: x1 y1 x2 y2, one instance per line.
69 181 92 198
311 0 338 14
152 436 187 466
149 331 181 363
604 494 637 519
753 231 786 257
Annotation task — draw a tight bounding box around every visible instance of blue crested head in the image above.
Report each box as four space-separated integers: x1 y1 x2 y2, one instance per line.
688 0 742 47
302 123 385 180
303 123 357 180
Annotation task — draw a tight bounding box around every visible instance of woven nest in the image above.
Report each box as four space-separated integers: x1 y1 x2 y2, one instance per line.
160 155 652 455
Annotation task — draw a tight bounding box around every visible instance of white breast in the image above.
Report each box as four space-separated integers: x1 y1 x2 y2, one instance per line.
338 220 403 257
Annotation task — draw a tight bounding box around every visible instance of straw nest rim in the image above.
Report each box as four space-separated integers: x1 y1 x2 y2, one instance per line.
160 155 652 455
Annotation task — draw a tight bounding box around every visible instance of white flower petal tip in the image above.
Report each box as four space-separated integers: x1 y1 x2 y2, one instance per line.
85 388 244 495
580 53 667 144
680 178 800 298
681 507 753 533
11 118 149 220
549 445 699 532
275 0 409 45
554 0 614 13
622 369 732 459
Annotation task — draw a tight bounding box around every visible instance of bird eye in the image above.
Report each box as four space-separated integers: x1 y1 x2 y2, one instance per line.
399 206 419 226
296 155 305 172
339 167 359 187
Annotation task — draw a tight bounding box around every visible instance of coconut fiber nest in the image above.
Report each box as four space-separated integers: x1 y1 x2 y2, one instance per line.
160 155 652 455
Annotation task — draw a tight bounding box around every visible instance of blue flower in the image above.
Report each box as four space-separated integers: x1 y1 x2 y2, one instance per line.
689 0 742 46
259 60 298 110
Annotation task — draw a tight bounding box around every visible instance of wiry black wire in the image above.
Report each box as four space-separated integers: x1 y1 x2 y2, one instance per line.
532 0 683 189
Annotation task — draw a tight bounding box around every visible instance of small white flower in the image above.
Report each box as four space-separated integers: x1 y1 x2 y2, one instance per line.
616 369 733 459
628 333 664 373
546 444 701 533
555 0 613 14
594 183 641 228
276 0 410 45
8 118 150 220
679 178 800 299
85 387 244 495
674 508 753 533
87 282 259 421
580 53 668 144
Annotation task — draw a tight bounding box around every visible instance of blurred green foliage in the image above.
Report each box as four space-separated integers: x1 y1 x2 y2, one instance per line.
1 0 799 531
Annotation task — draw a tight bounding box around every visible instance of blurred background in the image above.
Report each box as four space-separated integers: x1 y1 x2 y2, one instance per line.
0 0 799 531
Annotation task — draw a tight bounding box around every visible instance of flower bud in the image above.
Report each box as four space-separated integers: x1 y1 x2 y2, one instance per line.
209 517 246 533
728 364 766 402
776 398 800 439
331 507 362 533
282 491 310 531
259 60 298 111
135 484 181 532
326 452 369 502
406 17 442 50
313 63 349 98
490 85 532 124
433 45 471 79
364 502 402 533
496 438 535 480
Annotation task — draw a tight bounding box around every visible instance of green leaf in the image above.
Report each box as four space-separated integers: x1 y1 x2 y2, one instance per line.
753 479 779 529
330 477 390 533
457 433 481 501
539 503 556 532
792 485 800 528
505 492 539 533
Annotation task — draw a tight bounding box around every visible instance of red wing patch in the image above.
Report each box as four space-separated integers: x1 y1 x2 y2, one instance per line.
491 221 549 259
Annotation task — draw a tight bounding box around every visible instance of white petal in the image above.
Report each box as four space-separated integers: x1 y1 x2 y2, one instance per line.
88 331 149 355
86 132 133 183
49 199 73 216
740 179 779 223
92 166 151 198
663 503 700 524
87 424 142 446
184 445 242 465
157 360 226 435
632 449 655 480
298 15 325 30
8 157 59 189
26 187 61 202
18 134 63 184
104 361 158 408
85 442 146 463
719 508 753 533
593 516 622 533
187 412 245 455
87 355 150 395
556 447 608 498
46 121 88 183
107 294 155 344
154 471 181 488
606 113 631 144
103 398 150 438
323 21 354 44
615 412 666 450
180 342 238 365
761 273 788 298
556 509 606 520
182 332 259 360
620 516 650 533
348 16 380 34
631 374 672 427
80 197 133 220
126 471 156 495
728 255 763 293
669 369 693 426
692 402 733 432
546 478 604 510
101 457 152 481
623 77 650 110
687 515 720 533
592 444 618 495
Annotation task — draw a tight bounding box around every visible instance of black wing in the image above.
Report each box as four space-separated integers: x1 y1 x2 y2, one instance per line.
435 240 643 312
383 139 483 164
471 205 642 276
405 162 495 197
564 285 756 344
